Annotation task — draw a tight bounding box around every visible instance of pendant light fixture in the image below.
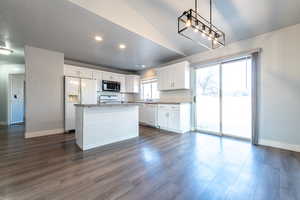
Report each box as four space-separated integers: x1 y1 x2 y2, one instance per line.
178 0 225 49
0 41 14 55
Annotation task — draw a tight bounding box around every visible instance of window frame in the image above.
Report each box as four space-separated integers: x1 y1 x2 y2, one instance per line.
140 79 160 100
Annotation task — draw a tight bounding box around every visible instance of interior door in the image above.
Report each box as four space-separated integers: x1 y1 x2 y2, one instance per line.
10 74 25 124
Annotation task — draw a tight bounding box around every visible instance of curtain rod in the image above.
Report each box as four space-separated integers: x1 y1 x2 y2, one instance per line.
191 48 262 68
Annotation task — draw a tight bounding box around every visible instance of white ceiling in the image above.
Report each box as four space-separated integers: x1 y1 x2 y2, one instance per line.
71 0 300 56
0 0 183 71
1 0 300 71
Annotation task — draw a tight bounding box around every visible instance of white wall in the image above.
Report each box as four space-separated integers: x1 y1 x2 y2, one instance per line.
25 46 64 137
0 64 25 125
141 23 300 150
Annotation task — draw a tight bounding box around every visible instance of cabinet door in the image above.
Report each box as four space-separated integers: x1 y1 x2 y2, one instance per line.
116 75 125 93
102 72 113 81
65 77 80 96
169 110 180 131
157 69 164 90
132 76 140 93
157 108 169 129
92 71 102 92
172 64 186 89
80 68 93 79
80 79 97 104
126 75 140 93
146 104 157 126
92 71 102 80
158 68 170 90
139 105 146 123
64 65 81 77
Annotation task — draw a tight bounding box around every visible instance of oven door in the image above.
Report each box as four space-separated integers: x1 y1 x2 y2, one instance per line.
102 81 120 92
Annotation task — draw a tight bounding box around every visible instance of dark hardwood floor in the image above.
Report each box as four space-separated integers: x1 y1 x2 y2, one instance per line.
0 125 300 200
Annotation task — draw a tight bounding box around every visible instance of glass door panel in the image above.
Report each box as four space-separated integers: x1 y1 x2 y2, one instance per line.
196 65 220 133
221 58 252 139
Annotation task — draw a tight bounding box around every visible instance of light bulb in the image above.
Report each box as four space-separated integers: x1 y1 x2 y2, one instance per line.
94 36 103 42
201 32 206 37
194 28 199 32
213 39 218 44
186 20 191 27
207 36 212 41
119 44 126 49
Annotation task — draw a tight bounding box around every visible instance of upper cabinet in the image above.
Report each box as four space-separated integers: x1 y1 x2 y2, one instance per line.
102 72 120 82
64 64 93 79
157 61 190 91
64 64 140 93
125 75 140 93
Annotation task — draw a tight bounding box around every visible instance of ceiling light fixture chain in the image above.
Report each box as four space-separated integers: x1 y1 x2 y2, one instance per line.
178 0 225 49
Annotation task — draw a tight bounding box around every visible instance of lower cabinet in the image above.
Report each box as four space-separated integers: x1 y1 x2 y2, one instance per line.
139 104 158 127
139 103 191 133
157 104 191 133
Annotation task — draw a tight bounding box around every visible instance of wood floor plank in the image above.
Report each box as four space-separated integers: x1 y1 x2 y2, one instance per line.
0 125 299 200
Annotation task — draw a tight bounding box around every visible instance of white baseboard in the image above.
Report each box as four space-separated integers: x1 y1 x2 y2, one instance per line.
259 139 300 152
0 121 7 126
25 128 65 138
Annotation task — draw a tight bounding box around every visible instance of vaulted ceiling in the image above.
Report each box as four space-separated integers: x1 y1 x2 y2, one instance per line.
1 0 300 70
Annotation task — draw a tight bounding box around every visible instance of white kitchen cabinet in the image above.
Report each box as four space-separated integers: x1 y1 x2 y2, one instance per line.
64 65 139 94
157 106 169 129
157 103 191 133
64 65 93 79
64 65 81 77
80 68 93 79
157 61 190 91
125 75 140 93
92 70 102 80
92 71 103 92
139 104 157 127
102 72 119 81
115 74 126 93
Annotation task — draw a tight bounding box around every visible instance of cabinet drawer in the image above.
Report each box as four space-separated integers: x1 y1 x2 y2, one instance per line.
158 104 179 110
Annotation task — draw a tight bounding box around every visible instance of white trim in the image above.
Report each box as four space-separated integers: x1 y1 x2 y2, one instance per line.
25 128 64 138
259 139 300 152
191 48 262 68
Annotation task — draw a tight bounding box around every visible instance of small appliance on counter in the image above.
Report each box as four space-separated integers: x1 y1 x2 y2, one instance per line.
99 94 122 104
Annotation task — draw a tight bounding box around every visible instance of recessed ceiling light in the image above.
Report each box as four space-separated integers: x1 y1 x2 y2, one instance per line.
141 65 146 68
119 44 126 49
94 36 103 42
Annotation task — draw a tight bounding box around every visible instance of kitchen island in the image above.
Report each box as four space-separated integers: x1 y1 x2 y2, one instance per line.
74 103 139 151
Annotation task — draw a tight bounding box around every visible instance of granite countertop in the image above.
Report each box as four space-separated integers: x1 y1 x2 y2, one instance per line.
74 103 141 107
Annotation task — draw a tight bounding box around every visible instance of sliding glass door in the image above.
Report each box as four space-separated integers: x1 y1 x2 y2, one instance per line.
195 57 252 139
196 65 220 134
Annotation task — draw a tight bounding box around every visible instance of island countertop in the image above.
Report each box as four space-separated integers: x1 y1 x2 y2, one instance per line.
74 103 141 107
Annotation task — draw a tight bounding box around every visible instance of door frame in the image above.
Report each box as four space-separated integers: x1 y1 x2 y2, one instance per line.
194 56 255 141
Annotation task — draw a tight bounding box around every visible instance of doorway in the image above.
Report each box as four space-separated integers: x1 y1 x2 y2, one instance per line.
195 57 252 140
8 74 25 125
